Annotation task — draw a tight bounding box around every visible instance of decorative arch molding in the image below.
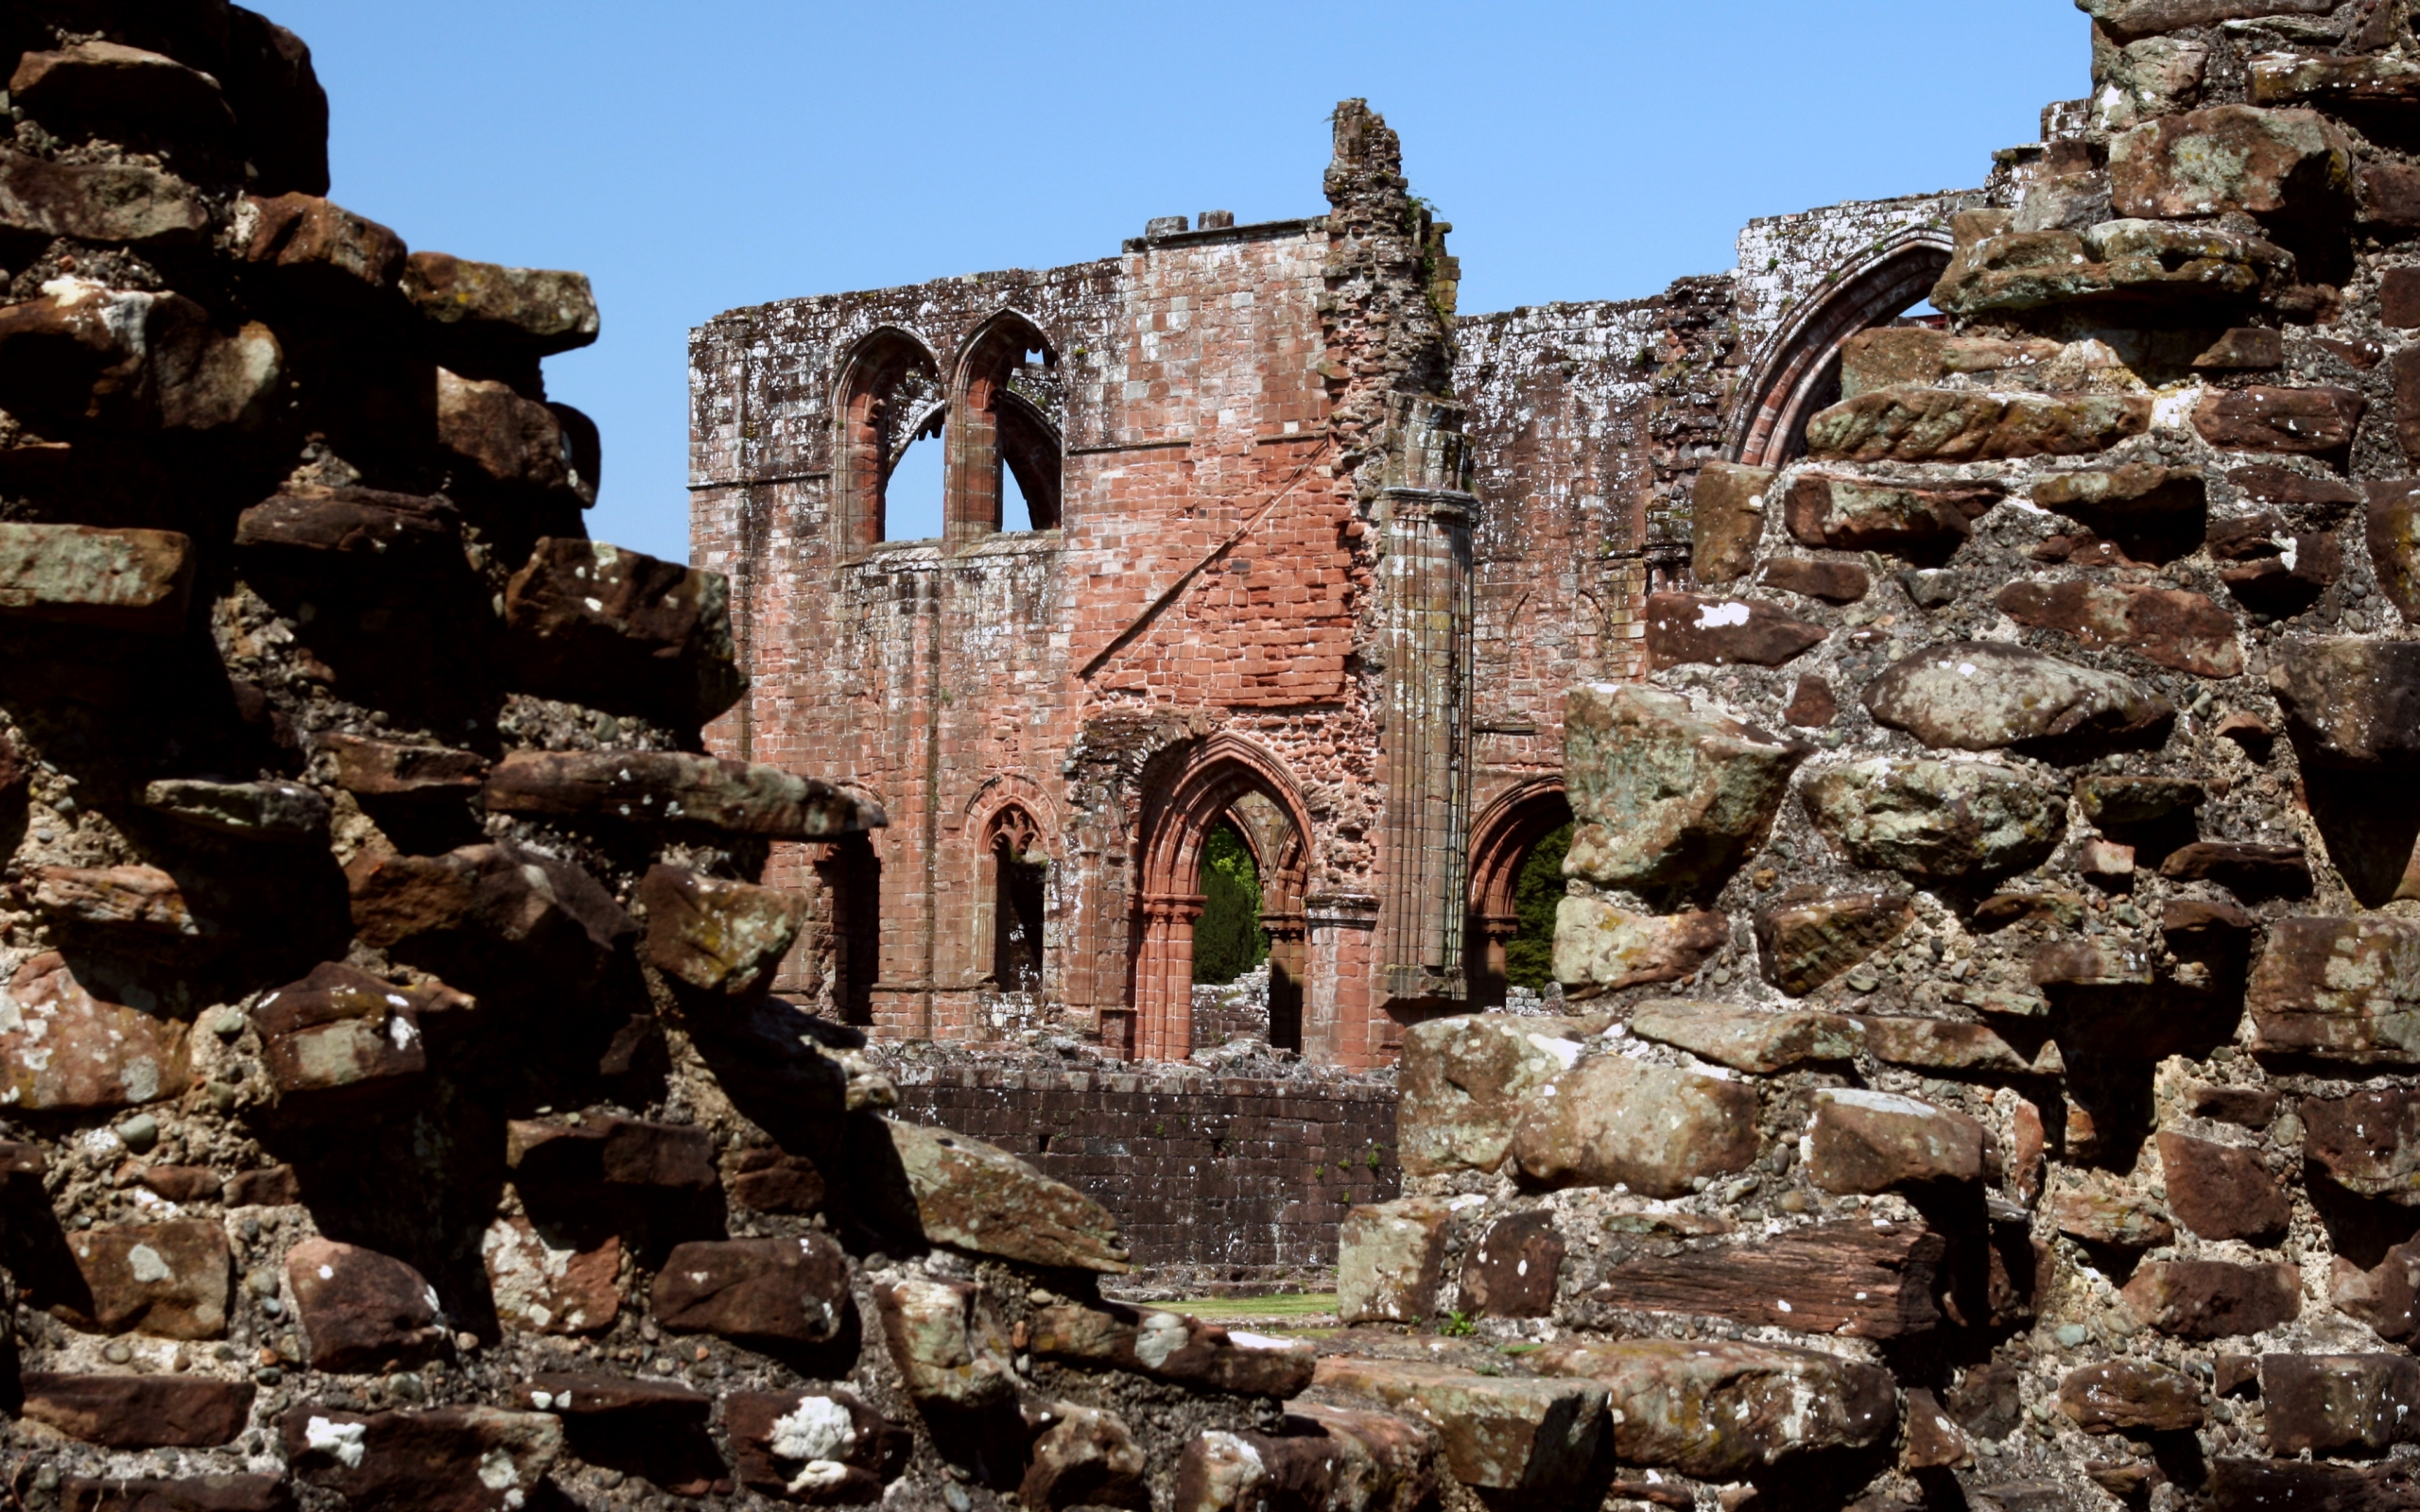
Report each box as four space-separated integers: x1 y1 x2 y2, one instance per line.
1464 777 1571 1008
1723 231 1954 470
831 326 944 552
946 309 1063 547
960 772 1064 858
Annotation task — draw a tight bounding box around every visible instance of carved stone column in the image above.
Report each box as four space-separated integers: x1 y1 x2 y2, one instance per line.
1133 892 1207 1062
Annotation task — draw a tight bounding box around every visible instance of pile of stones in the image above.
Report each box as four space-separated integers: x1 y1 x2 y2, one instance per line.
1331 2 2420 1508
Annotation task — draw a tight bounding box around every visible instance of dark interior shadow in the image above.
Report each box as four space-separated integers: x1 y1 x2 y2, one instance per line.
2305 1173 2420 1269
2297 761 2420 907
561 1417 732 1498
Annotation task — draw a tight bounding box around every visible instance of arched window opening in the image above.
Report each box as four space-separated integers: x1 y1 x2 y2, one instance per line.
1193 821 1268 986
1466 782 1572 1010
834 328 943 550
1728 237 1954 470
949 318 1062 547
1502 822 1570 994
987 806 1047 993
817 833 880 1027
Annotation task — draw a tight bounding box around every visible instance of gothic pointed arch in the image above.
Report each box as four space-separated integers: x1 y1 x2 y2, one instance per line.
832 326 944 551
1464 778 1571 1008
946 310 1062 546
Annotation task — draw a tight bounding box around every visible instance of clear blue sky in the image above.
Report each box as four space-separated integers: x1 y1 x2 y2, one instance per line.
268 1 2086 564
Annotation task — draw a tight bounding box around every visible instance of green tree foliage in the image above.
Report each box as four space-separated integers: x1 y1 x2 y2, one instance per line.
1194 823 1269 985
1503 821 1571 992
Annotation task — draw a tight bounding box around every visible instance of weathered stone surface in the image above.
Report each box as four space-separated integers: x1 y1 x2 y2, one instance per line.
724 1387 908 1503
2158 841 2311 897
1785 673 1840 727
11 40 233 133
1310 1357 1606 1495
286 1237 446 1371
142 778 331 843
2184 1080 2278 1128
2083 0 2336 44
0 281 280 432
649 1235 851 1345
434 367 585 499
1808 1090 1985 1194
2194 327 2283 369
1338 1197 1452 1324
1172 1407 1437 1512
1754 890 1912 996
225 1165 302 1208
282 1403 562 1512
2211 508 2341 615
1802 758 2063 880
2208 1458 2420 1512
1531 1337 1895 1479
501 538 745 726
1397 1014 1600 1176
1643 593 1826 669
2262 1354 2420 1455
872 1276 1017 1410
2304 1088 2420 1203
2247 916 2420 1063
1627 1000 1860 1072
1858 1017 2048 1074
20 1373 254 1448
401 252 599 359
1784 473 2002 554
508 1114 716 1194
61 1219 230 1338
481 1218 623 1335
2033 463 2206 518
1838 327 2061 396
55 1473 294 1512
1022 1401 1148 1511
1552 898 1729 989
1761 556 1871 603
2111 105 2354 222
1996 579 2241 678
515 1371 710 1424
2048 1174 2175 1247
482 750 877 840
1029 1301 1315 1396
635 863 806 995
2121 1261 2301 1339
346 842 636 991
242 193 406 305
0 150 208 246
0 523 193 633
2334 1238 2420 1342
234 487 461 560
880 1117 1130 1272
1458 1210 1564 1318
1862 642 2172 750
1932 218 2287 316
34 864 208 938
2057 1362 2204 1434
251 961 460 1112
1561 684 1806 897
1511 1049 1760 1195
2076 775 2204 828
0 951 191 1111
1691 462 1772 585
1805 387 2152 463
2369 481 2420 626
2271 640 2420 767
1584 1219 1945 1338
317 733 489 797
2194 386 2365 455
726 1145 827 1213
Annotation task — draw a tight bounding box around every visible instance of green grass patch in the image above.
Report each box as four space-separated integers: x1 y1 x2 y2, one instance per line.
1167 1293 1340 1322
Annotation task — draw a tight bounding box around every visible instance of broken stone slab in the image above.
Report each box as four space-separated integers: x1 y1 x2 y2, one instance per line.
1028 1300 1315 1397
0 282 281 433
2270 639 2420 768
1511 1048 1760 1196
1309 1357 1606 1496
1996 580 2242 679
2334 1241 2420 1342
2251 50 2420 106
2121 1260 2301 1339
2032 463 2206 519
55 1474 291 1512
1807 1090 1985 1194
1689 462 1772 584
482 750 878 840
2057 1362 2204 1435
1396 1013 1603 1176
1642 593 1826 669
723 1387 908 1503
19 1373 253 1449
1754 890 1912 996
1022 1400 1147 1511
2303 1088 2420 1203
1531 1336 1896 1479
871 1275 1018 1411
435 368 585 499
0 149 209 247
1579 1218 1945 1338
34 864 210 938
60 1218 231 1338
1561 683 1806 899
1838 327 2061 397
1857 1017 2051 1075
233 486 463 560
1862 642 2172 751
2261 1354 2420 1455
1783 473 2001 556
250 961 462 1114
0 950 191 1111
879 1117 1128 1272
2370 481 2420 627
2083 0 2335 44
0 523 193 633
2247 916 2420 1063
2207 1458 2420 1512
280 1403 562 1512
2113 102 2353 219
1804 387 2152 463
1761 556 1871 603
2194 386 2365 455
1930 220 2289 316
1801 757 2063 880
513 1372 710 1425
346 842 636 993
2048 1173 2176 1248
482 1218 622 1336
1337 1197 1452 1324
1459 1210 1564 1318
9 40 233 134
635 863 805 995
241 193 407 305
285 1236 447 1371
648 1235 851 1347
1552 898 1729 990
501 537 746 727
316 732 490 798
2159 841 2310 897
401 252 600 360
507 1114 717 1194
2076 775 2204 828
142 778 331 844
725 1145 827 1214
1626 999 1861 1073
1172 1406 1438 1512
2031 936 2157 988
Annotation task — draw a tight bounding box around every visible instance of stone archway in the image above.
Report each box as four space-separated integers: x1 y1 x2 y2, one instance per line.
1130 736 1314 1062
1465 779 1571 1008
1727 232 1954 468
